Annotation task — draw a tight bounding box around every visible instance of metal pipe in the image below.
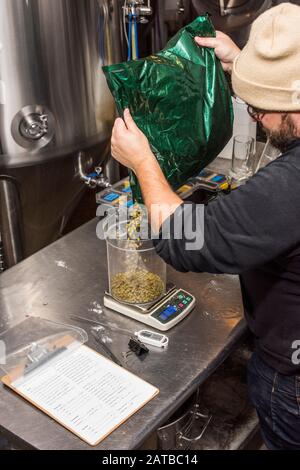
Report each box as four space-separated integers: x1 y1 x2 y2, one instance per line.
220 0 227 16
0 176 24 268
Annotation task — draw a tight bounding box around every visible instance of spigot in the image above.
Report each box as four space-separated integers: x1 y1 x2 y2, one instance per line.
83 166 111 189
94 166 112 189
78 153 111 189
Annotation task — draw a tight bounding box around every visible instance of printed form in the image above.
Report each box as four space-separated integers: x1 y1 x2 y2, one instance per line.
5 345 159 445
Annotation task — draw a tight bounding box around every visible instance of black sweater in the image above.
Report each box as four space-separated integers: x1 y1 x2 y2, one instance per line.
154 140 300 375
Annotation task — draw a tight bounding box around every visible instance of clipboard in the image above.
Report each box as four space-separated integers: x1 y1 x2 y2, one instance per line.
0 317 159 446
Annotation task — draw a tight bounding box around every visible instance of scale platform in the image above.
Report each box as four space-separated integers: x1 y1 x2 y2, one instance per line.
104 285 196 331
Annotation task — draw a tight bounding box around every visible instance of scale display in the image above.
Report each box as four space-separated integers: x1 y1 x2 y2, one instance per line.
104 287 196 331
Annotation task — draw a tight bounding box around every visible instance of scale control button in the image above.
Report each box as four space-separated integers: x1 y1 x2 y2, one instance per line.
186 296 191 301
160 314 168 320
178 303 184 308
103 192 120 202
183 300 187 305
178 294 184 299
165 306 177 316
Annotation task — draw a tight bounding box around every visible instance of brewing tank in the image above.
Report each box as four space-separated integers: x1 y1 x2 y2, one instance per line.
164 0 273 47
0 0 123 266
190 0 273 46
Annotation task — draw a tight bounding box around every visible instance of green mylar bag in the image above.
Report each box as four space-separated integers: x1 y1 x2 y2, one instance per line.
103 15 233 203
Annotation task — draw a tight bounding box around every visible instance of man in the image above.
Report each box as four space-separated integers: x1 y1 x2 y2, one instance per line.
111 3 300 449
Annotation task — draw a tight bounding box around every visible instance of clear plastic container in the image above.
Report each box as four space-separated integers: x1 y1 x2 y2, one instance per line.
105 216 166 306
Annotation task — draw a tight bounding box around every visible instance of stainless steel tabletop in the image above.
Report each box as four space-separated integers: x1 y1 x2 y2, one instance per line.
0 218 247 450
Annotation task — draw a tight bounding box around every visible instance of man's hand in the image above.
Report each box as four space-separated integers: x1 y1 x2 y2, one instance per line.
111 108 155 173
195 31 240 73
111 108 182 231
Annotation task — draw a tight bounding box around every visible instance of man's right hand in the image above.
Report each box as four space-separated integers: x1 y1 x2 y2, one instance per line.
195 31 241 74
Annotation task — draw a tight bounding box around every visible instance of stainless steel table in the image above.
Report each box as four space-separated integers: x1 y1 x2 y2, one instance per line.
0 218 247 450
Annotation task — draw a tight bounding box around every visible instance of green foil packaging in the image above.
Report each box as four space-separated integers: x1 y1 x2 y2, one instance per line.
103 15 233 202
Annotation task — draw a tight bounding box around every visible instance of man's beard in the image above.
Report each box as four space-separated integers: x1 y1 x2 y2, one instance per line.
264 114 299 154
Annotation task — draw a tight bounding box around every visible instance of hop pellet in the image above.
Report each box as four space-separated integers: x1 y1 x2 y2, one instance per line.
111 269 164 304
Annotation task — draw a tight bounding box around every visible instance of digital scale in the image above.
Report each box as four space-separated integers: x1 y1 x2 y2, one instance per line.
98 174 228 332
104 285 196 331
96 171 229 211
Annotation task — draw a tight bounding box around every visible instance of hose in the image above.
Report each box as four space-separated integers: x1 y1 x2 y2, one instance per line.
126 7 139 61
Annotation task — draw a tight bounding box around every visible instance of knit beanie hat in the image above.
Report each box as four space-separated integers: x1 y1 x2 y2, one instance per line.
232 3 300 111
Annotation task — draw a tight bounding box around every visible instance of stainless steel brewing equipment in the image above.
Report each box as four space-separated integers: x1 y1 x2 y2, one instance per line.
190 0 273 46
164 0 273 47
0 0 123 267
